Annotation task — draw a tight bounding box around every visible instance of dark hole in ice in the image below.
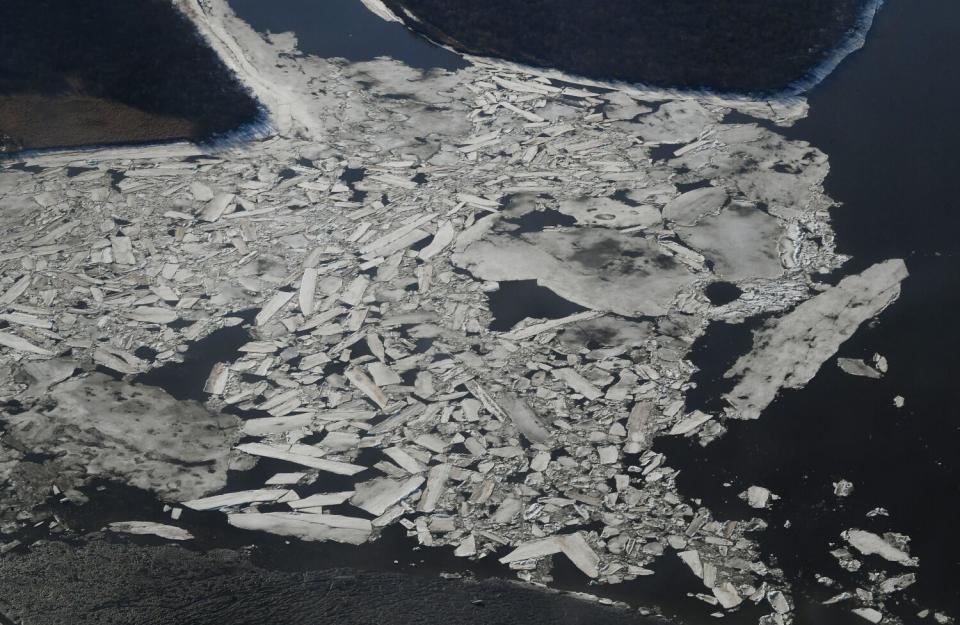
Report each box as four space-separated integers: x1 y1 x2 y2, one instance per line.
133 323 253 401
323 503 375 518
298 432 325 446
448 442 470 455
503 472 527 484
720 109 779 132
683 318 762 414
555 520 605 535
133 346 158 361
340 167 366 185
674 180 713 194
503 208 576 233
340 166 367 202
409 236 432 252
166 318 196 330
5 163 43 174
0 399 26 415
610 189 641 207
65 166 96 178
107 170 125 191
772 162 802 174
94 365 124 381
277 167 298 181
704 281 743 306
182 154 222 164
21 451 58 463
486 280 588 332
413 337 434 353
223 404 271 421
399 369 418 386
647 143 685 162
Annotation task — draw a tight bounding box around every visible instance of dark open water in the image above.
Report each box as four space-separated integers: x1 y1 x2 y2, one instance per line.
664 0 960 622
229 0 466 71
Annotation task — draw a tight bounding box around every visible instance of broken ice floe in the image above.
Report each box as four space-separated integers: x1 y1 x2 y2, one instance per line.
0 1 929 622
107 521 194 541
724 260 908 420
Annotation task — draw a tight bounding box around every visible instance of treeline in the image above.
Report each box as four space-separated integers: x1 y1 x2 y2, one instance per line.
383 0 867 92
0 0 260 138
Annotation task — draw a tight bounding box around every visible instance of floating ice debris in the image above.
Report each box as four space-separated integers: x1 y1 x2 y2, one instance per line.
19 358 76 395
853 607 884 623
712 582 743 609
668 411 713 436
740 485 778 509
255 290 295 327
345 367 389 409
500 310 603 341
843 529 918 567
725 260 908 419
500 533 599 578
107 521 194 541
228 512 372 544
183 488 289 511
879 573 916 594
678 550 703 578
454 534 477 557
0 331 55 356
200 192 235 222
495 393 552 445
553 367 602 400
837 357 883 379
833 479 855 498
288 491 354 509
236 443 366 475
0 3 914 619
767 590 792 614
358 0 403 23
203 362 230 395
350 476 425 516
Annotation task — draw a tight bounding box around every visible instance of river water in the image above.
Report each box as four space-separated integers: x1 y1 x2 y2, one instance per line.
217 0 960 621
665 0 960 621
229 0 466 70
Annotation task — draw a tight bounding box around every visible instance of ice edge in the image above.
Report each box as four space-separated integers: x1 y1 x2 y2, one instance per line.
368 0 885 103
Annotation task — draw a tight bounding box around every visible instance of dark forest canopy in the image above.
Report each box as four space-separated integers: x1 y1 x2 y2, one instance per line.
382 0 871 93
0 0 260 144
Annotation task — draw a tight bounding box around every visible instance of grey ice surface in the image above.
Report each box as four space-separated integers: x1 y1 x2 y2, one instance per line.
6 373 239 500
